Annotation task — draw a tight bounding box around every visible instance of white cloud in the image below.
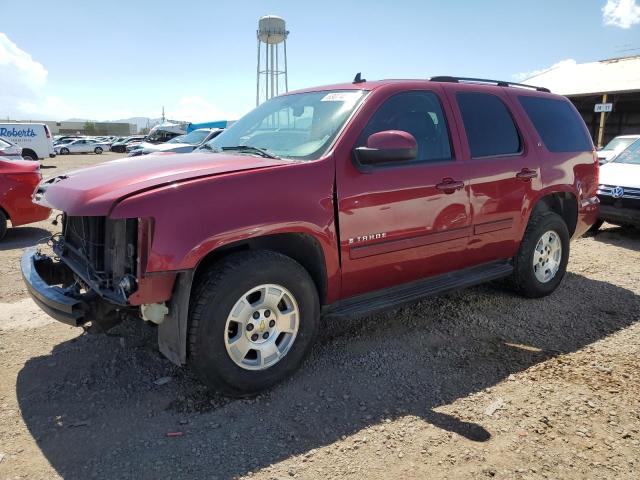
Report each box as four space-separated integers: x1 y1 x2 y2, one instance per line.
166 96 231 122
602 0 640 28
513 59 577 82
0 32 78 120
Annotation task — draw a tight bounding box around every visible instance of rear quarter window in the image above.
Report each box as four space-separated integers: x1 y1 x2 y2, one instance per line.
518 96 592 152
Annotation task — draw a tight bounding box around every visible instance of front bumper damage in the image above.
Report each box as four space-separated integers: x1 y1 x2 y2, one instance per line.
21 247 127 329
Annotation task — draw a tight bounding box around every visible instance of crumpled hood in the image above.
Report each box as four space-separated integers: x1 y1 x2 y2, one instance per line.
35 152 292 216
599 162 640 189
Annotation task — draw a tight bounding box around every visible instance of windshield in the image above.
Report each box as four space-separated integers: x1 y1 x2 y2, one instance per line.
613 139 640 165
202 89 367 160
603 137 638 152
168 130 210 145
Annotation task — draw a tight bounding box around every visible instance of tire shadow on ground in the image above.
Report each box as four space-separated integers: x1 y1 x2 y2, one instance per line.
15 272 640 479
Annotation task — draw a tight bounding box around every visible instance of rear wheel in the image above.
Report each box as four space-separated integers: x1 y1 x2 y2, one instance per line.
94 147 103 154
21 150 37 161
0 210 7 241
511 212 569 298
189 250 320 397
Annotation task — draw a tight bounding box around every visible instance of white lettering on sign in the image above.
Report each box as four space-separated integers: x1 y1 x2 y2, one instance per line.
594 103 613 113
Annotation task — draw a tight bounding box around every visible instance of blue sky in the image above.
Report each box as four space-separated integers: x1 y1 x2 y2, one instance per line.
1 0 639 121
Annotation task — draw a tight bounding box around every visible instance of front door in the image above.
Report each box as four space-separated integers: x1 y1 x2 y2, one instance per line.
336 89 472 299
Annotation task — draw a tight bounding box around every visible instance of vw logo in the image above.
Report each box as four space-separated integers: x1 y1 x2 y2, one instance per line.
611 186 624 198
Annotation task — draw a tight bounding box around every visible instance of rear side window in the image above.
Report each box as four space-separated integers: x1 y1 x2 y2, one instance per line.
518 96 592 152
457 93 521 158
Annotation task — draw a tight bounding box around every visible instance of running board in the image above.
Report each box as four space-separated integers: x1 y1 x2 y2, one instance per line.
324 261 513 320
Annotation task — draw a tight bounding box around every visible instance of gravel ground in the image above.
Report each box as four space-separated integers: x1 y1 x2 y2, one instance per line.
0 153 639 479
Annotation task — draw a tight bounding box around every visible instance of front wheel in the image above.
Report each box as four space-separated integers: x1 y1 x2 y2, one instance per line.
510 212 570 298
188 250 320 397
60 148 69 155
94 147 103 154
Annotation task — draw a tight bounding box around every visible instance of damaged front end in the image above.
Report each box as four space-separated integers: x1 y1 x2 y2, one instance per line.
21 215 140 330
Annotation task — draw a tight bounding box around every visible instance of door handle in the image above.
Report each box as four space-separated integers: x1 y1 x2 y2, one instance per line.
436 178 464 193
516 168 538 181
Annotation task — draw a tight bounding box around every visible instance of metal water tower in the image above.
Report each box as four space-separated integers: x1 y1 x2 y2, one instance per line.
256 15 289 106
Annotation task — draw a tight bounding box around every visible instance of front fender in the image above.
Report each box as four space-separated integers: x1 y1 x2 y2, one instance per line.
109 158 340 297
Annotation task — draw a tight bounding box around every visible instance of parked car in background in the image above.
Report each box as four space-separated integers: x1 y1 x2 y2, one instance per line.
0 138 24 161
54 135 82 145
110 136 146 153
55 138 110 155
592 138 640 231
597 134 640 164
0 123 55 161
23 77 598 396
126 124 188 155
131 129 223 156
0 157 50 240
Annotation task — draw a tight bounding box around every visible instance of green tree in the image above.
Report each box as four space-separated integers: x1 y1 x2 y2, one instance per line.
84 121 96 135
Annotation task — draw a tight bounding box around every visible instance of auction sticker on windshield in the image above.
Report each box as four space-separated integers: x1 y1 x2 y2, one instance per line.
321 92 363 102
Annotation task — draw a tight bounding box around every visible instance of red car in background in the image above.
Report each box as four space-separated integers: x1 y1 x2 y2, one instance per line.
0 158 51 240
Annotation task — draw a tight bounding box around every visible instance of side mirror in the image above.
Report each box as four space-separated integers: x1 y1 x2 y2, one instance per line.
353 130 417 167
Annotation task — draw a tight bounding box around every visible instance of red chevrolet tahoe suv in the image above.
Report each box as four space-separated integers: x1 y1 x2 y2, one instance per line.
22 76 599 396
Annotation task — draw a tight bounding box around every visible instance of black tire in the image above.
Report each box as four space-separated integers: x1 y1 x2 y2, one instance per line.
21 150 37 161
511 211 570 298
94 147 103 154
0 210 7 241
189 250 320 397
60 148 69 155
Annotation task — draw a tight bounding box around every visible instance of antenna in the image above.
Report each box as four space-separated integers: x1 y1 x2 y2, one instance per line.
353 72 366 84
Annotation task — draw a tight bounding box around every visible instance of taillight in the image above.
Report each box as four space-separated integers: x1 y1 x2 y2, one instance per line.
44 125 51 138
5 173 31 182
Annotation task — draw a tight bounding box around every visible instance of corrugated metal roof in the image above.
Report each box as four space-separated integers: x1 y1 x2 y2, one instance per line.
525 56 640 96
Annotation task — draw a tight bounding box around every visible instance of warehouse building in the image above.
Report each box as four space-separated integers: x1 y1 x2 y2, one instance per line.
526 55 640 147
4 119 136 136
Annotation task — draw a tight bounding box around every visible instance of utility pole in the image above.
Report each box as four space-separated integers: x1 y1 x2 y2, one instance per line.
597 93 608 148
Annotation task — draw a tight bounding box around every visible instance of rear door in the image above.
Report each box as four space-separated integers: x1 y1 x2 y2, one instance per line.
336 88 472 298
444 86 542 265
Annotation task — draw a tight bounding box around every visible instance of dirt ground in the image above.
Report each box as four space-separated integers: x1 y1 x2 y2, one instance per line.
0 153 639 479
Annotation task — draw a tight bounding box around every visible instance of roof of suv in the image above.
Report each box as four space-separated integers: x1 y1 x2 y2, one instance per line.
287 76 559 98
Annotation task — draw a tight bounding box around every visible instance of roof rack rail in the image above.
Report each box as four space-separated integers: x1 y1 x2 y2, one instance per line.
430 76 551 93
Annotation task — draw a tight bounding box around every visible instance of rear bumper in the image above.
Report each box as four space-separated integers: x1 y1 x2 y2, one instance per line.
598 204 640 226
21 248 87 326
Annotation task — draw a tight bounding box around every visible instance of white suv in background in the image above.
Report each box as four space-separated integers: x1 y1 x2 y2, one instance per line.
597 134 640 164
0 123 56 160
593 139 640 230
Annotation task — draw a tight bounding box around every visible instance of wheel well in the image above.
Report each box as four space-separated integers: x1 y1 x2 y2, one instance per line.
0 205 9 221
193 233 328 304
21 148 38 159
532 192 578 236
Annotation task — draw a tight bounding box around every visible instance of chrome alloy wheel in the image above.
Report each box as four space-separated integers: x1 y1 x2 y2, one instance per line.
224 284 300 370
533 230 562 283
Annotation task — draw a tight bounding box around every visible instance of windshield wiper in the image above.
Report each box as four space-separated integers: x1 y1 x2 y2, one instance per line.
221 145 279 159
